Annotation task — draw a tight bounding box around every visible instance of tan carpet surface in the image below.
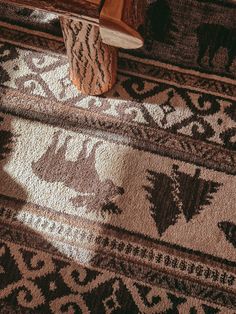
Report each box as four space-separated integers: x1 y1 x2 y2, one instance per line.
0 1 236 312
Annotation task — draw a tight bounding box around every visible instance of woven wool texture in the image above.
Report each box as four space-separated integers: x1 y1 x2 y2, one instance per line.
0 1 235 313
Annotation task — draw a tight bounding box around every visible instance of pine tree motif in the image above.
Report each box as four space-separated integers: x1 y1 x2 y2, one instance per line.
218 221 236 248
144 165 222 236
173 166 222 222
144 170 181 236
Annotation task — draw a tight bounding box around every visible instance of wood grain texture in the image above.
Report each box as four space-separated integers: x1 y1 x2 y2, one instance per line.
100 0 146 49
60 17 117 95
0 0 102 21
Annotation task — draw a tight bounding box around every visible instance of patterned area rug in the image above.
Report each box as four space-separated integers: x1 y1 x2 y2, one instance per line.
0 2 236 313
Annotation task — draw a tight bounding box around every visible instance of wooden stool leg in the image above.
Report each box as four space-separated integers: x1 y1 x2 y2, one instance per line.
60 18 117 95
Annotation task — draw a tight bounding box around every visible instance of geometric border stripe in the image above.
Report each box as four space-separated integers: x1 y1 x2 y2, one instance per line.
0 194 235 271
0 86 235 175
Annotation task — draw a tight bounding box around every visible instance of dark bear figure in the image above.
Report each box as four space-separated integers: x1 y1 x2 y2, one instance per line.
139 0 178 50
196 23 236 71
148 0 176 44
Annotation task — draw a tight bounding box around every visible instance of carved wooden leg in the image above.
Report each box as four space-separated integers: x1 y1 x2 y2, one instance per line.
60 17 117 96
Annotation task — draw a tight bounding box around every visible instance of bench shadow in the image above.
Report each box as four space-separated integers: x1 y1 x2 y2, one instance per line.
0 91 153 313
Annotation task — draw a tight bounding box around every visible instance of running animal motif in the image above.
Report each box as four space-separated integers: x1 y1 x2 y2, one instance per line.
32 131 124 216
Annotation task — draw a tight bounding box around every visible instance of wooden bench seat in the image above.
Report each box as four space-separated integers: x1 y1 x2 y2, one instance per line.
0 0 146 95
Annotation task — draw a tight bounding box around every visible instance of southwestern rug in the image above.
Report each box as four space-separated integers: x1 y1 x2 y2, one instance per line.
0 1 236 313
